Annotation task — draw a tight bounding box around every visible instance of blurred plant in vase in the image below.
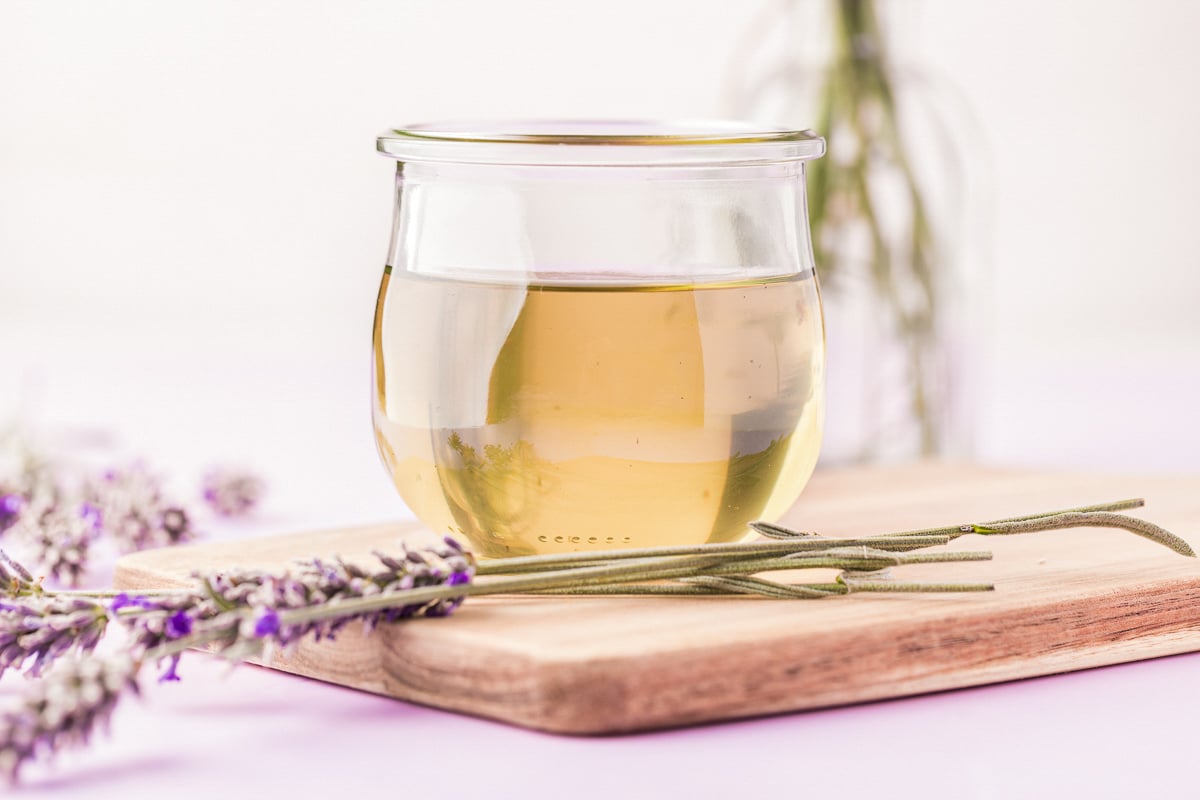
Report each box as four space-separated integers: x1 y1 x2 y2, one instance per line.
728 0 982 461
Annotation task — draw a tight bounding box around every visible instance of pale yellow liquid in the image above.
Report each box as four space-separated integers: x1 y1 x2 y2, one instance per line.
372 269 825 557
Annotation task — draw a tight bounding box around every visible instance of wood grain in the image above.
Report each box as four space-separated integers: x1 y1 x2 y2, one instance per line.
113 462 1200 733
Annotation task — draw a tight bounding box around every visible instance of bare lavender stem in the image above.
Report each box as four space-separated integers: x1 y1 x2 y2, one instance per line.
52 588 192 599
872 498 1147 539
970 511 1193 557
273 550 996 625
478 498 1160 578
473 534 955 575
750 500 1192 557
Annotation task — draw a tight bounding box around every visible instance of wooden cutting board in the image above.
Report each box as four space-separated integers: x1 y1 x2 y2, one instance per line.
114 462 1200 734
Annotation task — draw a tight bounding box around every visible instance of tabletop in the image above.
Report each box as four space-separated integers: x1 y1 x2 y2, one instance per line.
2 334 1199 798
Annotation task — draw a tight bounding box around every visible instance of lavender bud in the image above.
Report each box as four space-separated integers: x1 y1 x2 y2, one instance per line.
252 609 280 638
164 611 193 640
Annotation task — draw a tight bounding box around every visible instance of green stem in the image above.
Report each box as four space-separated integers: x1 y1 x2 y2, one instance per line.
839 580 993 593
141 620 243 665
53 588 191 598
762 502 1192 558
531 578 994 597
804 0 946 455
972 511 1194 557
475 534 956 575
882 499 1145 538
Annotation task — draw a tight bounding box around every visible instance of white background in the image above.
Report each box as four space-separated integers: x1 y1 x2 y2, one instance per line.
2 0 1198 524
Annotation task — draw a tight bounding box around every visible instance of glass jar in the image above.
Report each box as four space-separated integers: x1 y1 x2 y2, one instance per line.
372 121 827 557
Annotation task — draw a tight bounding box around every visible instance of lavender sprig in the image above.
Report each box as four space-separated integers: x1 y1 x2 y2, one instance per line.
0 597 107 679
109 538 476 678
15 505 102 588
202 542 475 651
3 430 275 585
0 536 476 701
0 539 479 782
2 454 196 585
85 465 195 552
0 654 139 782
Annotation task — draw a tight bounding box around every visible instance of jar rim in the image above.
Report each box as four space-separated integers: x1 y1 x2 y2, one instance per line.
377 119 825 166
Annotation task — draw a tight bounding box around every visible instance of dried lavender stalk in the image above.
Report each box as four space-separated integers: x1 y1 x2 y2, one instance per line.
3 428 279 586
0 538 478 783
85 465 194 552
113 537 476 674
198 540 475 653
2 452 198 585
12 505 101 587
0 597 107 678
0 654 139 782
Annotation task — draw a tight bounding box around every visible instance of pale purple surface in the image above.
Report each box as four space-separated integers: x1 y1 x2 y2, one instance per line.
3 651 1197 797
1 341 1198 796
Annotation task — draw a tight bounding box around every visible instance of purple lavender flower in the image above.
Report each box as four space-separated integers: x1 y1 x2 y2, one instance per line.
0 597 108 678
252 609 280 638
3 468 139 586
228 540 476 647
0 540 476 780
2 451 201 583
112 593 210 658
164 611 192 639
0 655 140 782
200 468 265 517
84 464 194 552
18 505 101 588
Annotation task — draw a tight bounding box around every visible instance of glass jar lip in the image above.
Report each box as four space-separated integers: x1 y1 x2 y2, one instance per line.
377 119 825 166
